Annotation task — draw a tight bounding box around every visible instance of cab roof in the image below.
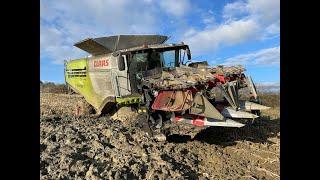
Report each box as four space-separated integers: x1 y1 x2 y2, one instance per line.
115 43 189 55
74 35 168 56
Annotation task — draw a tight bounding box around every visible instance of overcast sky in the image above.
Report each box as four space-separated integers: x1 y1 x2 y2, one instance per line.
40 0 279 86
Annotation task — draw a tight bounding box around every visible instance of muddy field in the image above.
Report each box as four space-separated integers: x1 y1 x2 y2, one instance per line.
40 93 280 180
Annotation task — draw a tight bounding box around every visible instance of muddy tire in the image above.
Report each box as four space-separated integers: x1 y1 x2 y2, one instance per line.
135 113 153 136
74 99 95 117
134 112 167 141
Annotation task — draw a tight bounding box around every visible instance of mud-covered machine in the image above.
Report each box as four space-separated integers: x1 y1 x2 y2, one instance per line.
64 35 270 136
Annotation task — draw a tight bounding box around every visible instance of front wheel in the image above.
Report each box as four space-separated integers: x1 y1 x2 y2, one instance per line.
135 113 153 136
135 112 166 141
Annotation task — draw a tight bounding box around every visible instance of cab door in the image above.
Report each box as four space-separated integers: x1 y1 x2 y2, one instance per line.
114 55 131 97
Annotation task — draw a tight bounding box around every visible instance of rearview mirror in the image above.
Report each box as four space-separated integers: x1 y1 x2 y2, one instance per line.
118 55 125 71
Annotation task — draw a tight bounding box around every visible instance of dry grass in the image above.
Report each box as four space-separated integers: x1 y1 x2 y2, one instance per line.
40 93 83 117
40 82 68 94
259 93 280 108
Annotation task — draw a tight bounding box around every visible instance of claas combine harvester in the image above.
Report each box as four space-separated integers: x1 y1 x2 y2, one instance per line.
64 35 270 137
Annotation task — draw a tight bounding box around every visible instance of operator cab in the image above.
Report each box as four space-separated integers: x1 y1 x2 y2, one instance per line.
117 44 192 93
125 44 191 70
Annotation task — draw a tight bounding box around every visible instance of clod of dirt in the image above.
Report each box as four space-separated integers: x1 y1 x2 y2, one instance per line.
110 106 139 127
153 133 167 142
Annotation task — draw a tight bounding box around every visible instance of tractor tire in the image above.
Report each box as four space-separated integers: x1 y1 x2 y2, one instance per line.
135 113 153 136
75 99 95 117
134 111 167 141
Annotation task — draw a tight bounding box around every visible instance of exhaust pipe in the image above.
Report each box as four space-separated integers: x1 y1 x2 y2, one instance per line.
221 107 259 119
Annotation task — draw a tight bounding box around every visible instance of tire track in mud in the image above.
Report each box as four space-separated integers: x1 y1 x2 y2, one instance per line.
40 93 280 180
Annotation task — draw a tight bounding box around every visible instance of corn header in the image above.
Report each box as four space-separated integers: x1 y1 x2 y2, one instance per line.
64 35 270 137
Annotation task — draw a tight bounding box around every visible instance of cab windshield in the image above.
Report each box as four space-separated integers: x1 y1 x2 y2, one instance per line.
130 49 180 72
128 46 190 93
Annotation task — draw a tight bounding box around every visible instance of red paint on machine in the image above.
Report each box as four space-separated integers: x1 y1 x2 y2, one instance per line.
192 119 205 126
94 59 109 68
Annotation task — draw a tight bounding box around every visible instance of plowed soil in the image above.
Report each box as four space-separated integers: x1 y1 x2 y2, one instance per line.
40 93 280 180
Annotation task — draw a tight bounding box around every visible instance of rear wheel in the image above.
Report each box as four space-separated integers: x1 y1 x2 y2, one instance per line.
75 99 96 117
135 112 153 135
134 111 166 141
148 113 163 131
148 113 167 141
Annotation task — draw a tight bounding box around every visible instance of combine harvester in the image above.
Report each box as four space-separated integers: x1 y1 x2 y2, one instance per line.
64 35 270 137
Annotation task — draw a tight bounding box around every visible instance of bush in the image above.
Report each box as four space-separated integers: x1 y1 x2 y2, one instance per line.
40 82 68 94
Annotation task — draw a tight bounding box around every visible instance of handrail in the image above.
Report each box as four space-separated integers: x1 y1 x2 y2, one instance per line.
111 71 121 97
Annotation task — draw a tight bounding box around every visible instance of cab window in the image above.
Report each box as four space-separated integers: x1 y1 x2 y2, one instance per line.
161 50 176 68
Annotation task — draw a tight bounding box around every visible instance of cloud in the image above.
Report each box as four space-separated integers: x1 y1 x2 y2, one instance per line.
183 0 280 53
256 82 280 92
185 19 260 54
222 46 280 66
40 0 280 66
201 10 216 29
223 1 249 20
159 0 191 17
257 82 280 86
40 0 165 64
183 28 197 37
40 25 86 64
40 0 195 64
247 0 280 24
203 16 215 26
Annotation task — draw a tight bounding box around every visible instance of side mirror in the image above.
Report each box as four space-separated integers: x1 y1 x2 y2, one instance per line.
186 49 191 60
118 55 125 71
